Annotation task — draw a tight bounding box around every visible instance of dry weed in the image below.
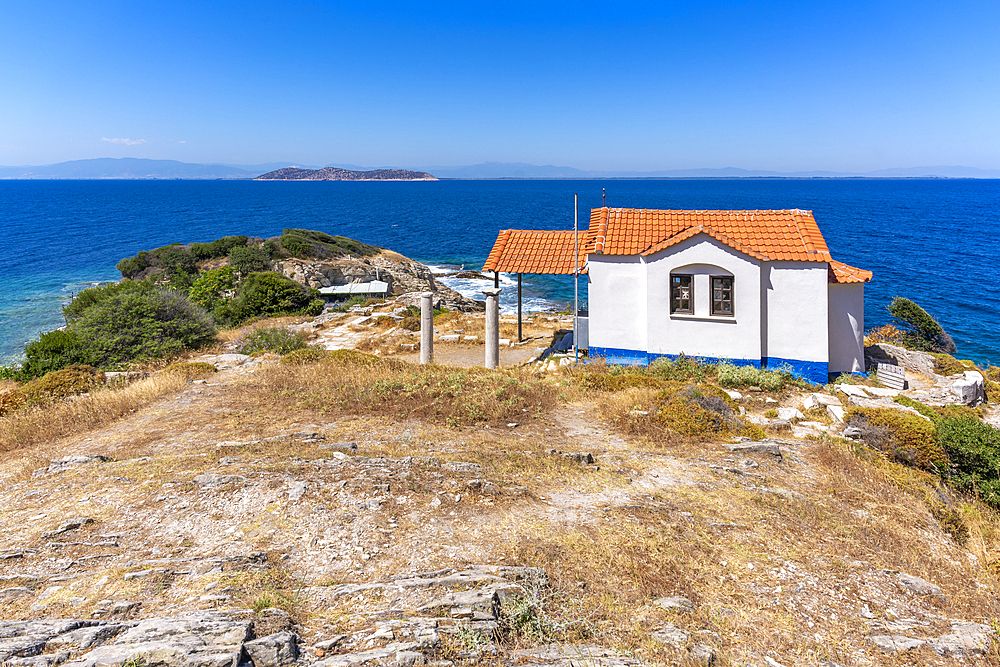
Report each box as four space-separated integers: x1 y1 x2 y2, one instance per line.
225 357 556 428
0 372 188 455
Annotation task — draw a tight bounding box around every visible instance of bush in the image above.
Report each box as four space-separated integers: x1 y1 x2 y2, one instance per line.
1 365 106 416
236 327 308 356
228 245 272 276
116 251 150 279
304 298 325 317
888 297 956 354
330 295 369 313
22 330 94 379
716 361 796 392
277 229 379 259
73 289 216 367
188 267 238 313
190 235 249 261
938 417 1000 508
845 407 944 471
930 352 976 376
231 272 314 321
864 323 905 347
18 365 105 403
63 280 154 323
646 355 711 383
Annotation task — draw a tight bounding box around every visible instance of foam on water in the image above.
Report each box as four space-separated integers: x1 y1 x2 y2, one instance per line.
428 265 568 315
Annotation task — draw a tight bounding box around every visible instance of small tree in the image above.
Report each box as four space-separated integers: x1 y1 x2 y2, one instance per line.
888 297 956 354
228 245 272 277
189 267 238 312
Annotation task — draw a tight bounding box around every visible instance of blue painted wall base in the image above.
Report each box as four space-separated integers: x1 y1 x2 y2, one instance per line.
588 347 829 385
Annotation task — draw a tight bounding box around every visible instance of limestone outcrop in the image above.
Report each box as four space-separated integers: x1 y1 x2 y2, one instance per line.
275 251 484 312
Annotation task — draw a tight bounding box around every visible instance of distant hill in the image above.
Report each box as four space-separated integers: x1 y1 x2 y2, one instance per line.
255 167 437 181
1 157 997 180
0 158 258 180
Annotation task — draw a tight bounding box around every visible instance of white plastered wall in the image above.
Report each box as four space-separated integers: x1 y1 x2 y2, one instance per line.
764 262 829 364
644 236 762 361
587 255 647 353
828 282 865 373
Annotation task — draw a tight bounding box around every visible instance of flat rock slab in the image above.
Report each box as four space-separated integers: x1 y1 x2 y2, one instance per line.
868 634 925 652
897 572 942 596
653 596 694 613
68 611 253 667
512 644 641 667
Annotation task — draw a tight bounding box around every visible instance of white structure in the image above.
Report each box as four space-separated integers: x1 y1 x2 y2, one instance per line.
485 208 871 383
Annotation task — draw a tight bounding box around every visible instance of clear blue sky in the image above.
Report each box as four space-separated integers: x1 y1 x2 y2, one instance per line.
1 1 998 172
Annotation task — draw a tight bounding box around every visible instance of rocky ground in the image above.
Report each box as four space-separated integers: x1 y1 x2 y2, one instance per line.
2 329 1000 667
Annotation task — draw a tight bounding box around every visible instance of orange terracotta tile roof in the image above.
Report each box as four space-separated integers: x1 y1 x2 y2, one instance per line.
829 259 873 284
482 229 588 275
587 207 833 262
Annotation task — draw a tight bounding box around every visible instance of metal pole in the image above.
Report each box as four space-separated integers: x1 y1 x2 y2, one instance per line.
517 273 523 342
483 287 502 369
494 271 499 288
574 194 579 365
419 292 433 364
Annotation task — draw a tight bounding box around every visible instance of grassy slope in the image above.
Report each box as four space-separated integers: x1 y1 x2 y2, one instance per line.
2 337 1000 665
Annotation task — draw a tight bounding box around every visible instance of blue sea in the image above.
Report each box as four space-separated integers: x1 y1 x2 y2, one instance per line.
2 179 998 366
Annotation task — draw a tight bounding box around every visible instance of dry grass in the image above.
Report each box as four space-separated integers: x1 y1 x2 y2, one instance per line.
225 354 557 428
502 437 1000 664
0 372 188 455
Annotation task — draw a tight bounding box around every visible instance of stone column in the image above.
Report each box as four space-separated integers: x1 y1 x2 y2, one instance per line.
420 292 434 364
483 287 502 369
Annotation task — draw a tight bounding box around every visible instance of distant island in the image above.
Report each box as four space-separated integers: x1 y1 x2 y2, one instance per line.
255 167 437 181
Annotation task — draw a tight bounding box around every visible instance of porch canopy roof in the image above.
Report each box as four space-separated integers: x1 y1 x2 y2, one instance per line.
482 229 589 275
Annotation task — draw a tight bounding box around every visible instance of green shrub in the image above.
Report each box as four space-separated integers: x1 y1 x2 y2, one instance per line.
228 245 272 276
304 298 325 317
937 417 1000 508
400 316 420 331
190 235 249 260
231 272 314 321
63 280 154 323
845 407 944 471
716 361 797 392
21 330 94 379
277 229 379 259
330 295 369 313
236 327 308 356
116 251 150 278
188 267 238 312
888 297 956 354
73 289 216 367
646 355 711 383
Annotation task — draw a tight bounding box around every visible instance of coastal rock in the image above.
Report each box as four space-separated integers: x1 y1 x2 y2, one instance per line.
952 371 986 406
275 253 483 313
864 344 936 378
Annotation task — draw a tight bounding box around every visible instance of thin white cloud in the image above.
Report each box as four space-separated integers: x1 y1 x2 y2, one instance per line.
102 137 147 146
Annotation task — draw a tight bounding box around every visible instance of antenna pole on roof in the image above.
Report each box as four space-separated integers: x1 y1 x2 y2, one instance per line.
602 188 606 207
574 193 579 365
